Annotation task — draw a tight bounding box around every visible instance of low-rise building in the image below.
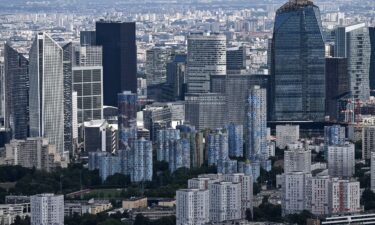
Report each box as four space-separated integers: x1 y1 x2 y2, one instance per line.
122 197 148 210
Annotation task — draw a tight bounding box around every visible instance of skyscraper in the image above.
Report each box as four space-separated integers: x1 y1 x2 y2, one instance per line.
96 21 137 106
270 0 326 121
187 33 226 93
247 86 267 160
4 43 29 140
327 143 355 178
72 45 103 123
62 43 73 154
29 33 65 155
146 46 172 85
80 31 96 46
226 123 243 158
166 54 187 101
370 27 375 95
129 138 153 182
176 189 209 225
118 91 137 149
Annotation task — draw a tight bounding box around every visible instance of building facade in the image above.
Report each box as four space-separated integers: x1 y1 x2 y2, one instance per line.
30 194 64 225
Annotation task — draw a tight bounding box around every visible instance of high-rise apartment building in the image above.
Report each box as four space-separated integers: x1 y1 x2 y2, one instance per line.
72 45 103 123
4 43 29 140
363 126 375 160
276 125 300 149
284 148 311 173
207 130 229 166
327 143 355 178
168 139 191 172
330 178 361 214
176 189 209 225
177 125 205 168
129 138 153 182
96 21 137 106
311 174 330 216
270 0 326 121
146 46 173 85
185 93 227 131
118 91 137 149
226 123 243 158
156 128 181 162
30 194 64 225
187 33 226 93
247 86 267 160
29 33 65 155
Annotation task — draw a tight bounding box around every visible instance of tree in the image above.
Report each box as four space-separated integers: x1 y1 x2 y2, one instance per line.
134 214 150 225
361 189 375 210
98 218 124 225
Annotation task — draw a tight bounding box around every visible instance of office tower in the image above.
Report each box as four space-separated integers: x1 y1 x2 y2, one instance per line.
284 148 311 173
30 194 64 225
325 58 350 121
282 172 312 216
96 21 137 106
187 33 226 93
118 91 137 149
29 33 65 155
370 27 375 95
327 143 355 178
129 138 152 182
137 78 147 99
276 125 300 149
83 120 108 153
146 46 173 85
98 154 121 182
169 139 190 172
4 43 29 140
176 189 209 225
177 125 205 168
371 152 375 192
185 93 227 131
72 91 78 149
270 0 325 121
226 46 246 74
156 128 180 162
211 74 268 127
223 173 253 218
207 130 229 166
311 174 330 216
334 24 371 101
226 123 243 158
209 182 241 222
247 86 267 160
72 45 103 123
329 178 361 214
62 43 73 155
166 54 187 100
0 62 4 122
4 138 66 172
80 31 96 46
362 126 375 160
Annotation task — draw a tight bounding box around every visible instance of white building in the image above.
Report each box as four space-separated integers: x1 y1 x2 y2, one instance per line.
362 126 375 160
330 178 361 214
188 177 221 190
311 174 330 216
209 182 242 223
276 125 300 149
327 143 355 178
284 148 311 173
282 172 311 216
30 194 64 225
187 33 226 93
176 189 209 225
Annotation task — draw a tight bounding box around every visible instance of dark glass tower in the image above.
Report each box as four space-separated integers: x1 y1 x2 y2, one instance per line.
270 0 326 121
370 27 375 96
96 21 137 107
4 43 29 140
118 91 137 150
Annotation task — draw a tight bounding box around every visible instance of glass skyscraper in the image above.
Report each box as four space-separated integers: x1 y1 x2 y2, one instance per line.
4 43 29 140
270 0 326 121
118 91 138 150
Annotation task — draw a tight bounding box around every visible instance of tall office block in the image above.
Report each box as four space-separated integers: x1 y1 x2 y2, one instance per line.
247 86 267 160
4 43 29 140
176 189 209 225
62 43 73 154
146 46 172 85
362 126 375 160
96 21 137 106
334 24 371 101
31 194 64 225
370 27 375 95
29 33 65 155
209 182 242 222
187 33 226 93
211 74 268 127
207 130 229 166
72 45 103 123
166 54 187 100
325 58 349 121
282 172 312 216
129 138 152 182
118 91 137 149
270 0 326 121
156 128 180 162
226 46 246 74
284 148 311 173
226 123 243 158
327 143 355 178
371 152 375 192
0 62 4 122
276 125 300 149
185 93 227 131
80 31 96 46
